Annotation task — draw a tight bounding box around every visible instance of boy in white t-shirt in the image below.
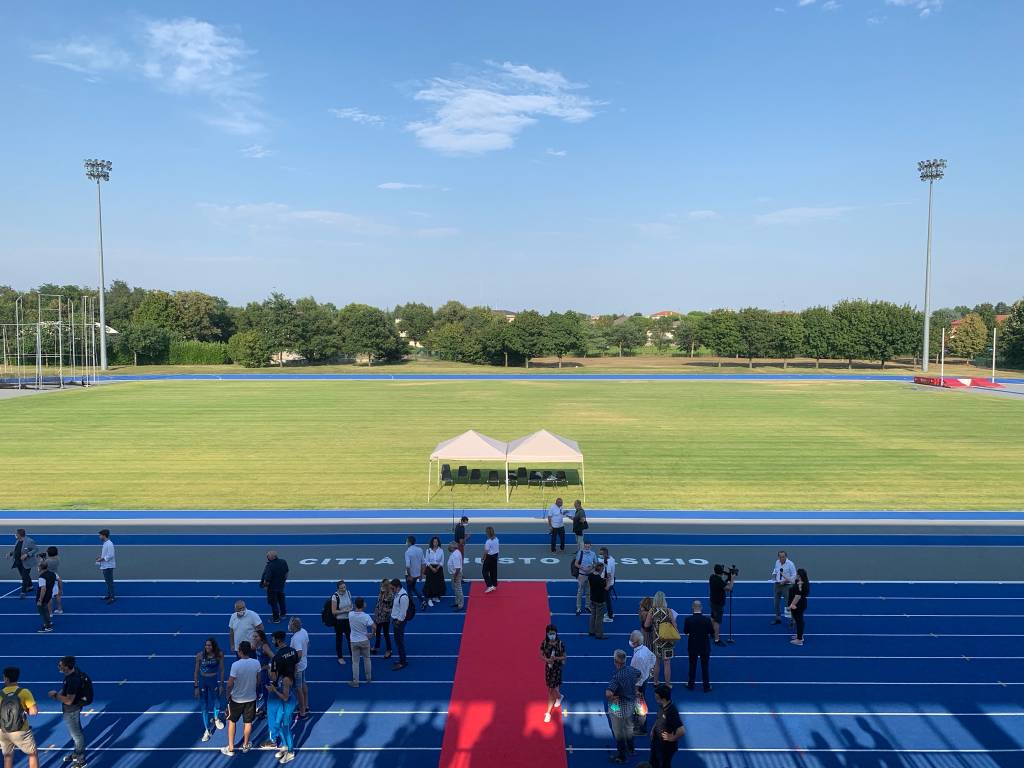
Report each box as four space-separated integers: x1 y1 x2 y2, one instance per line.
288 617 310 718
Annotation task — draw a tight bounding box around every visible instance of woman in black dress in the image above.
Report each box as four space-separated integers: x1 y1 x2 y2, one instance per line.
788 568 810 646
539 623 567 723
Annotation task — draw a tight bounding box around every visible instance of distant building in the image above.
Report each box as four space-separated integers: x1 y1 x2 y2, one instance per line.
393 317 424 348
648 310 679 320
491 309 517 323
949 314 1008 337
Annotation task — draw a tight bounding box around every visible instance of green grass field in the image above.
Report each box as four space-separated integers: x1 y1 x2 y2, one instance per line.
2 380 1022 510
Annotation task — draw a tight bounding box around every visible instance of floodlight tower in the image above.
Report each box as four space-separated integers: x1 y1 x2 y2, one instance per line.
918 158 946 373
84 159 112 370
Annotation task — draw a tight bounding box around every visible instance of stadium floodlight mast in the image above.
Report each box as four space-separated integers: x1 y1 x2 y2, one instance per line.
84 158 112 370
918 158 946 373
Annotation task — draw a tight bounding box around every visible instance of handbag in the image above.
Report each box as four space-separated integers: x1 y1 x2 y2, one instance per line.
570 551 581 578
657 621 680 643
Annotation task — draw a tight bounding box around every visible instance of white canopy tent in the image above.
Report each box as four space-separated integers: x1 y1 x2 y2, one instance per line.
427 430 508 501
504 429 585 503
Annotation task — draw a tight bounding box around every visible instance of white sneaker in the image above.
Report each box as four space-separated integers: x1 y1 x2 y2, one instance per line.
275 749 287 759
53 609 64 615
202 730 211 742
279 752 295 764
543 712 551 723
485 586 495 593
220 746 234 756
603 616 614 623
554 696 562 708
214 718 225 730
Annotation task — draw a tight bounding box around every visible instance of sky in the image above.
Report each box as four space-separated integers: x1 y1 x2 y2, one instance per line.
2 1 1021 314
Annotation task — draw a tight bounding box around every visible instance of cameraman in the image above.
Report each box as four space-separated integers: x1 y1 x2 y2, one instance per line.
708 565 734 647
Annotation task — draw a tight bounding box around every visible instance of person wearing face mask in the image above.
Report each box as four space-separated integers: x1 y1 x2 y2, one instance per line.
539 624 567 724
228 601 264 657
330 580 353 666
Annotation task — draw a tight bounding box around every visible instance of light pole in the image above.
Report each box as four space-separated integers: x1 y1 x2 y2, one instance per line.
918 158 946 373
84 159 112 370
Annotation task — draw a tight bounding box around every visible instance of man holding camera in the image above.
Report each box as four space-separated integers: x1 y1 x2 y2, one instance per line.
709 564 734 646
771 551 797 625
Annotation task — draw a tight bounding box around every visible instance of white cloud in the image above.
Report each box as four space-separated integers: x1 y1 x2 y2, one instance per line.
240 144 272 159
199 202 386 234
755 206 855 225
822 0 841 10
378 182 425 190
635 222 679 237
546 148 568 157
798 0 816 6
329 107 384 125
688 210 720 220
415 227 460 238
32 40 130 75
407 61 600 155
143 18 266 135
867 15 886 24
774 7 787 12
885 0 942 17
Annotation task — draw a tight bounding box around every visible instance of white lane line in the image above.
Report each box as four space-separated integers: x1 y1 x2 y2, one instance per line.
18 679 1024 686
11 654 1024 661
27 709 1024 718
39 579 1024 585
0 587 21 599
552 595 1024 601
0 631 464 636
32 746 442 752
37 709 447 716
5 610 1021 619
565 747 1024 753
20 679 457 685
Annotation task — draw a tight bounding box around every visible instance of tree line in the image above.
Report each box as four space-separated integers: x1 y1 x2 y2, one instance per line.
1 283 1022 369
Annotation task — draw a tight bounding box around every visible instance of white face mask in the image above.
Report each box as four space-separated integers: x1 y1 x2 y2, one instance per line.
547 633 557 641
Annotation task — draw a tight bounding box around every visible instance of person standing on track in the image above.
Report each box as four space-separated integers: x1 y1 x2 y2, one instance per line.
423 537 446 608
788 568 810 646
771 551 797 625
288 617 310 719
261 631 298 758
683 600 714 692
546 498 567 553
1 666 39 768
447 542 464 611
574 542 596 616
8 530 37 598
228 602 264 657
40 547 63 615
647 592 678 687
95 530 116 604
330 580 353 667
260 551 289 625
348 597 375 688
453 516 469 555
648 683 686 768
629 630 656 736
600 547 616 623
404 536 426 608
221 641 260 756
34 561 56 634
482 527 500 593
588 562 609 639
251 629 273 719
47 656 87 767
372 579 394 658
605 649 641 764
708 565 733 647
571 500 588 548
390 578 410 671
193 637 225 742
539 624 566 724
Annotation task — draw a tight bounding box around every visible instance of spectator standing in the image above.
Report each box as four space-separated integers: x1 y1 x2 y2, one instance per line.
34 562 56 634
453 515 469 555
47 656 86 767
220 641 260 755
228 602 264 656
348 597 375 688
404 537 426 607
1 666 39 768
447 542 464 611
265 633 297 764
8 530 37 598
771 551 797 625
546 498 567 552
260 551 289 624
330 580 353 667
390 578 410 670
372 579 394 658
638 597 655 651
40 547 63 615
647 592 678 687
708 565 733 646
288 617 310 718
648 683 686 768
193 637 225 741
571 500 588 548
423 537 446 607
95 530 116 604
788 568 810 646
629 630 656 736
574 542 596 616
251 629 273 718
539 624 567 723
588 563 609 639
604 649 641 764
682 600 714 692
482 527 500 593
600 546 617 622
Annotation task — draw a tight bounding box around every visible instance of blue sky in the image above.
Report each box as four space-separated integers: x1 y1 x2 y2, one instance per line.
2 1 1021 314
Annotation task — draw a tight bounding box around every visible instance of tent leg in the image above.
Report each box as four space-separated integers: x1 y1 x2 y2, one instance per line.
581 461 586 504
505 460 509 503
427 460 432 503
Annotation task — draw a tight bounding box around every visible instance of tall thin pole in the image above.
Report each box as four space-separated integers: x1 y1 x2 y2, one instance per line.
922 180 934 372
992 327 997 383
940 326 945 382
96 181 108 370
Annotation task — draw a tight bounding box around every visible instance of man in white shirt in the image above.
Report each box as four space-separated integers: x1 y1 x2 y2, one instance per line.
600 546 617 623
546 497 567 552
228 601 264 655
390 578 410 670
447 541 464 611
288 617 310 717
95 529 116 603
404 536 426 608
629 629 656 736
221 640 261 755
347 597 375 688
771 551 797 624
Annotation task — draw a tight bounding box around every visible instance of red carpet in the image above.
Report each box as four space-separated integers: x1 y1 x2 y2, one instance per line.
439 581 568 768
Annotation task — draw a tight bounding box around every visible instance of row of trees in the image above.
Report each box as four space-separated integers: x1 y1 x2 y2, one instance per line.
2 283 1022 369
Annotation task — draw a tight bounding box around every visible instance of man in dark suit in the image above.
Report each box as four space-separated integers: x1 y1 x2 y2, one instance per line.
260 551 289 623
9 529 37 597
682 600 714 692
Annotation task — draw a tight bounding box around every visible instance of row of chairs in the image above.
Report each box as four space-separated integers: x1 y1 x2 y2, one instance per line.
440 464 569 489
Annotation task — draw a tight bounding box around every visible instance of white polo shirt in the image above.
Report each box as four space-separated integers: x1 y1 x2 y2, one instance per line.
547 504 566 528
98 539 116 570
484 537 500 556
290 627 310 672
405 545 425 578
603 555 616 586
228 609 263 652
630 644 656 686
773 559 797 584
447 549 464 575
349 610 374 644
424 547 444 567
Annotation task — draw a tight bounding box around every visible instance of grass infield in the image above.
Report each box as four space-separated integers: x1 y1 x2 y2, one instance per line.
1 379 1022 511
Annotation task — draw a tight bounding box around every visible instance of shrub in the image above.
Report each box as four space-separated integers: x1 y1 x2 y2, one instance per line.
227 330 272 368
168 340 229 365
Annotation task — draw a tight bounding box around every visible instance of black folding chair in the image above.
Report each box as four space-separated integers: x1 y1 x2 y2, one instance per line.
470 468 482 484
487 470 500 487
554 470 568 487
441 468 454 488
529 470 543 487
517 467 528 485
506 470 518 488
457 466 468 484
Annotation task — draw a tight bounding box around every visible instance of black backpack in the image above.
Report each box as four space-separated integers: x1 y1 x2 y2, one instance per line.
321 597 338 627
0 688 26 733
402 592 416 622
75 670 94 707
